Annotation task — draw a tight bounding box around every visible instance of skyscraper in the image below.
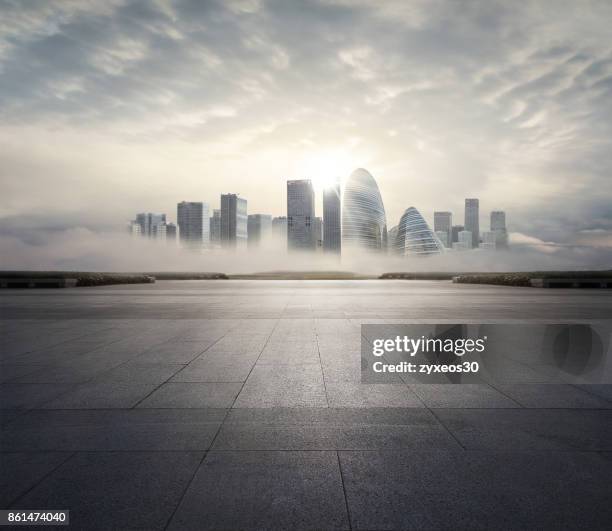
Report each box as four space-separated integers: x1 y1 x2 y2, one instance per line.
220 194 247 247
287 180 315 251
247 214 272 247
323 182 341 253
433 211 452 248
177 201 209 247
464 198 479 249
490 210 508 248
342 168 387 251
209 209 221 246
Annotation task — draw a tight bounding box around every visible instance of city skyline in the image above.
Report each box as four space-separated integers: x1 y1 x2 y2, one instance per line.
123 169 514 242
128 168 509 257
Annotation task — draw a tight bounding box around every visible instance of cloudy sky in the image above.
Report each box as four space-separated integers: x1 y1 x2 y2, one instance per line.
1 0 611 266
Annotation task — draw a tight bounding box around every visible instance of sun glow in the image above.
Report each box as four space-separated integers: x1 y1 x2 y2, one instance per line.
299 149 353 191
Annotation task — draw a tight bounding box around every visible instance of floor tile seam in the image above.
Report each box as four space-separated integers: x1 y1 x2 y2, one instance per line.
332 450 353 530
167 320 247 379
161 388 239 529
457 381 524 408
129 324 243 409
567 382 612 405
2 333 126 366
3 447 609 455
426 408 467 451
17 323 193 385
2 322 119 358
6 450 77 508
225 316 283 411
161 448 210 531
315 324 330 408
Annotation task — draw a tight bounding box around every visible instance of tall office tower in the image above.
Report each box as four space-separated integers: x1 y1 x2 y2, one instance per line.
457 230 473 250
209 209 221 246
135 213 166 238
464 198 479 249
165 223 177 240
323 182 341 253
313 216 323 248
247 214 272 247
287 179 315 251
220 194 247 247
434 211 452 248
342 168 387 251
490 210 508 248
177 201 209 247
272 216 288 245
451 225 464 244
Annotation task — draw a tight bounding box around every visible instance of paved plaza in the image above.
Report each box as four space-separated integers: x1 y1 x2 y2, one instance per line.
1 280 611 529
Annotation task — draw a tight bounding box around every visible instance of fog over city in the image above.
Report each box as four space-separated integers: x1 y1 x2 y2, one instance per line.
1 0 611 270
1 228 610 273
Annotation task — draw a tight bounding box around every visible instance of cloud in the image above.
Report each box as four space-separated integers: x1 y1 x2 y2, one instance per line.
509 232 564 254
0 0 611 268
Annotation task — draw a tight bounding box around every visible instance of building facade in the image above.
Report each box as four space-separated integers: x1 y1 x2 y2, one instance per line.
221 194 247 248
451 225 464 244
323 182 341 253
490 210 508 248
313 216 323 249
209 209 221 246
165 222 177 241
135 213 167 239
287 180 316 250
455 229 473 250
342 168 387 251
433 211 452 248
177 201 209 247
247 214 272 247
128 220 142 237
480 231 497 250
464 198 479 249
272 216 288 244
392 207 444 256
434 230 449 248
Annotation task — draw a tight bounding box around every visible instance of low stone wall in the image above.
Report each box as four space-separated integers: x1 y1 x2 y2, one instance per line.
0 271 155 288
453 271 612 288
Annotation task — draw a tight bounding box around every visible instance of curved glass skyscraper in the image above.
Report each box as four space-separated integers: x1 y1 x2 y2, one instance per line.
392 207 444 256
342 168 387 251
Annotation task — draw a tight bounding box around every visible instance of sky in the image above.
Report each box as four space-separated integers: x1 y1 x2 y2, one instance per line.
1 0 611 269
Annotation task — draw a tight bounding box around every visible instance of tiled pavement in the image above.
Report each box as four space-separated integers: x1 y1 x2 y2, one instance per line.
1 280 611 529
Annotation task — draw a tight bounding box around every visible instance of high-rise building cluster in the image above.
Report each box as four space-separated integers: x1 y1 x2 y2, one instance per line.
432 199 509 252
128 168 508 257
